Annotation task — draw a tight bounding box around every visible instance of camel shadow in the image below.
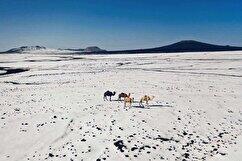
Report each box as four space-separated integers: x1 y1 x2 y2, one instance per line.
132 104 172 109
107 99 172 109
110 99 123 102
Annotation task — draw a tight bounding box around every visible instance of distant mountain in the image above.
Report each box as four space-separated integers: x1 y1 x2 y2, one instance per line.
1 40 242 54
59 48 84 52
3 46 46 53
148 40 242 53
83 46 106 53
0 46 105 54
55 46 105 53
0 46 84 54
101 40 242 54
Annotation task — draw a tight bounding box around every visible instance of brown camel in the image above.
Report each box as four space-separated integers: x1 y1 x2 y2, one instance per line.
139 95 155 107
118 93 130 101
124 94 134 109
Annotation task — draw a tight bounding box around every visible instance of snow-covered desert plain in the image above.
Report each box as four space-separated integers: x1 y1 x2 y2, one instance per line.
0 51 241 161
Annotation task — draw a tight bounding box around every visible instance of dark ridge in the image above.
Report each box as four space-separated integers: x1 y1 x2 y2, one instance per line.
4 81 47 85
0 67 29 76
80 40 242 54
59 48 84 51
1 40 242 54
150 40 242 53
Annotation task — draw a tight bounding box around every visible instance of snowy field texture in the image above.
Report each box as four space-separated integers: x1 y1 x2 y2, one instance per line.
0 51 241 161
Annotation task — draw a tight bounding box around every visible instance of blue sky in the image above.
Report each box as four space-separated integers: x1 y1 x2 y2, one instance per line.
0 0 242 50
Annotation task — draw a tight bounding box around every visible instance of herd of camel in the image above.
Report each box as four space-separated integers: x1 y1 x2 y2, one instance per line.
103 90 155 109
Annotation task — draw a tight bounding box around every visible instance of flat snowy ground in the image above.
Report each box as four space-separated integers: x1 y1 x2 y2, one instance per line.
0 52 241 161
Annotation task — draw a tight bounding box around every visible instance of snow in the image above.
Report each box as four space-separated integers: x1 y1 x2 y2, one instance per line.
2 46 82 54
0 51 241 161
24 48 80 54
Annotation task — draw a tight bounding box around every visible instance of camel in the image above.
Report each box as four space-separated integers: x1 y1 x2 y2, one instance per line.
139 95 155 107
124 95 134 109
118 93 130 101
103 91 116 101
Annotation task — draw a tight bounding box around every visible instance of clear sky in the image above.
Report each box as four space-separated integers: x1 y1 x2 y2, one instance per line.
0 0 242 50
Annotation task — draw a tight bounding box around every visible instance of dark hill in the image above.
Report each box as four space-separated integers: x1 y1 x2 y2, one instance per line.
99 40 242 54
150 40 242 52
